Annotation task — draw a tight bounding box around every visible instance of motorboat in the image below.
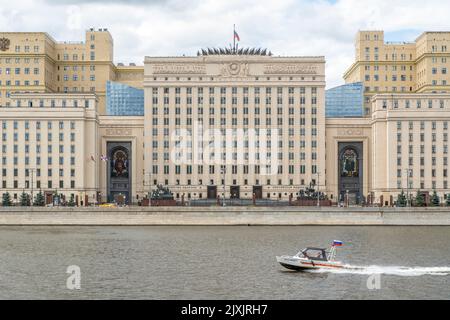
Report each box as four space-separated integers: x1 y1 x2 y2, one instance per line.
276 240 344 271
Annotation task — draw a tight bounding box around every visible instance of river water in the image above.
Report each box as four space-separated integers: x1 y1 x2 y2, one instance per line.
0 226 449 300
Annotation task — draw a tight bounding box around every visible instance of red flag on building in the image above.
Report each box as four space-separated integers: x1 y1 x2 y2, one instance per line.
234 30 240 42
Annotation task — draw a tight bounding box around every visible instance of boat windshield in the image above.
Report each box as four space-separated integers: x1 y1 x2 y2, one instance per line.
301 248 328 261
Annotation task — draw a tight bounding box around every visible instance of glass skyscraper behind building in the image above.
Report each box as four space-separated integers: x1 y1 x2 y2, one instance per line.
106 81 144 116
325 82 364 117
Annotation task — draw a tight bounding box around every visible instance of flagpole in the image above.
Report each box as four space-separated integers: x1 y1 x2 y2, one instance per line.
233 24 236 53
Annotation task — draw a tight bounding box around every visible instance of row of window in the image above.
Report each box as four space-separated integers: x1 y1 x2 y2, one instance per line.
431 45 448 53
1 168 75 177
396 121 448 130
431 67 448 74
151 149 319 161
152 87 319 95
0 58 40 64
364 53 414 62
12 45 40 53
60 74 96 82
152 96 318 105
364 65 415 71
170 150 318 160
1 144 76 154
152 106 317 116
1 180 75 189
365 74 413 82
150 76 318 82
397 156 449 167
0 67 40 75
396 145 448 154
1 121 76 130
148 178 314 188
382 99 448 109
60 65 96 72
396 133 448 142
1 156 76 166
154 128 310 137
2 133 76 142
0 80 40 87
396 180 448 190
58 87 96 94
150 117 319 128
150 164 318 175
431 57 448 63
398 168 449 177
57 52 96 61
365 87 417 93
5 99 91 108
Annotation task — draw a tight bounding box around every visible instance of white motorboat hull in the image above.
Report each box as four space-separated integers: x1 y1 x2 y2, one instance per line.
276 255 343 271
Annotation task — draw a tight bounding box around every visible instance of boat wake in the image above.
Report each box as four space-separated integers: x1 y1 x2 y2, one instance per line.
306 265 450 276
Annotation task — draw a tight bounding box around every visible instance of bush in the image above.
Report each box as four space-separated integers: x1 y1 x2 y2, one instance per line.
430 191 440 207
68 194 76 207
19 192 31 206
414 190 426 207
2 192 13 207
397 191 407 207
33 191 45 207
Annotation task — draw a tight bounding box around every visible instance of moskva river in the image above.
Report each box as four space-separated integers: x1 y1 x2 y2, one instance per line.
0 226 449 299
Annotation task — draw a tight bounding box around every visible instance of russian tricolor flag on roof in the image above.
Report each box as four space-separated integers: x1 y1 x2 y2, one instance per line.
332 240 343 246
234 30 240 41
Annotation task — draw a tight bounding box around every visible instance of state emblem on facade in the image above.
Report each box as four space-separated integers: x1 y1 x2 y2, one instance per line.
221 62 249 77
0 37 10 51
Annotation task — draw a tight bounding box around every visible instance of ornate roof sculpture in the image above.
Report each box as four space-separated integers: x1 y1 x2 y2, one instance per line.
197 26 272 56
197 46 272 56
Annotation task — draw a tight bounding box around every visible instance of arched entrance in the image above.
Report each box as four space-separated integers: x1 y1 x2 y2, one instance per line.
338 142 363 205
107 142 132 204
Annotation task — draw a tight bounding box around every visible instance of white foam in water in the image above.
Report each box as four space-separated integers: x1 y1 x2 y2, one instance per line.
307 265 450 276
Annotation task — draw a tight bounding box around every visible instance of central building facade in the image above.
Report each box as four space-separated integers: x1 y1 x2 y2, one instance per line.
144 52 326 200
1 28 449 206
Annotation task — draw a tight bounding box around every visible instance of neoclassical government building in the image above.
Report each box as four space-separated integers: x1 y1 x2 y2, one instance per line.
0 28 449 205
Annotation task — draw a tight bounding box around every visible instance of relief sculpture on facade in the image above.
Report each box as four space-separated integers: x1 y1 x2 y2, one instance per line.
106 129 131 136
220 62 249 77
337 129 363 136
0 37 10 51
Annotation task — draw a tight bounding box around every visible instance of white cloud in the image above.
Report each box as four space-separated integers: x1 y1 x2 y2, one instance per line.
1 0 449 88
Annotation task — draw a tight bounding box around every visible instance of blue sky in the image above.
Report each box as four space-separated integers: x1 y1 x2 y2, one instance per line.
0 0 448 88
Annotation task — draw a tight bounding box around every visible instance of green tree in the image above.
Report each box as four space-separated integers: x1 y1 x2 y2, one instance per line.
67 194 76 207
33 191 45 207
2 192 13 207
397 191 407 207
430 190 440 207
19 191 30 206
414 190 425 207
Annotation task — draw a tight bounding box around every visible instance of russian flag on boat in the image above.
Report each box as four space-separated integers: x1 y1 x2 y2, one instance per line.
332 240 343 246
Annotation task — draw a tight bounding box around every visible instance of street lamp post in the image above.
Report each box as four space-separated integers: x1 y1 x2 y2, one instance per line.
30 168 36 205
143 171 152 207
405 168 412 207
221 165 226 207
346 189 349 207
316 171 320 207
